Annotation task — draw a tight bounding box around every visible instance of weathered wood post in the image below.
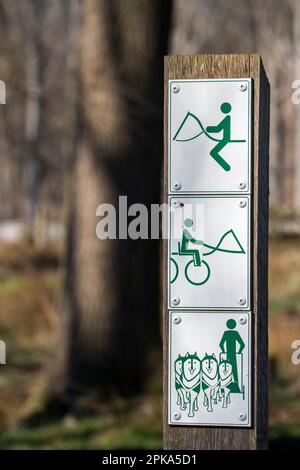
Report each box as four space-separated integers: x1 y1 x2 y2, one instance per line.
163 54 269 450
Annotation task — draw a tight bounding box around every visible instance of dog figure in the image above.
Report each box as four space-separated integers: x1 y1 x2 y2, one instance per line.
202 353 219 412
218 360 234 408
181 352 201 417
174 355 188 411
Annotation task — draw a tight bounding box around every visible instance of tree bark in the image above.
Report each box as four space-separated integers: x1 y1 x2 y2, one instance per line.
50 0 172 403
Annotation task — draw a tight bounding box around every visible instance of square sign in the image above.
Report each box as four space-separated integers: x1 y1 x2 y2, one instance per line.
169 311 251 427
168 196 250 310
169 78 252 194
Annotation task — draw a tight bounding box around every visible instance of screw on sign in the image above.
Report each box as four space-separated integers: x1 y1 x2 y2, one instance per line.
164 54 269 450
173 182 182 191
173 315 182 325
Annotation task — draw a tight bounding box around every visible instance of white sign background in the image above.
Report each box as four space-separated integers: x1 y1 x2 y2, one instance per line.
168 196 251 310
169 79 251 194
169 311 251 427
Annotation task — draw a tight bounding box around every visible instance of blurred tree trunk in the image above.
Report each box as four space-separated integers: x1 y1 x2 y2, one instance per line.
18 1 44 237
50 0 172 404
24 35 42 235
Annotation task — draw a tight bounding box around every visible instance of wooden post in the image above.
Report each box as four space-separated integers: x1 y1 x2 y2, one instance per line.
163 54 269 450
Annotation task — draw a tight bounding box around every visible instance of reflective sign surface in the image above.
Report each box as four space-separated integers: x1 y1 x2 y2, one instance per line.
168 196 251 310
169 311 251 427
169 79 251 194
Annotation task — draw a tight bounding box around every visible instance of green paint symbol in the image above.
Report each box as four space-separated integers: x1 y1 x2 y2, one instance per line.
170 218 245 285
219 319 245 387
173 102 246 172
175 352 201 417
174 319 246 418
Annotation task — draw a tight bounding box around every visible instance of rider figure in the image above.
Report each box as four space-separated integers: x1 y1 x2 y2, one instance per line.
206 102 232 172
180 218 203 267
219 319 245 389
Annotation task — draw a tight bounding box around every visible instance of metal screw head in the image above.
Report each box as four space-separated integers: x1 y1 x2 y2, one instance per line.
173 201 184 209
173 411 181 421
172 84 180 94
239 316 247 325
239 412 247 422
239 83 247 92
239 181 246 190
238 297 246 306
173 315 182 325
239 200 247 208
172 296 180 306
173 182 182 191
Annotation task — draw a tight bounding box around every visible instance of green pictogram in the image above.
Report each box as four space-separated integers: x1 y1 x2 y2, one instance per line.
173 102 246 172
175 353 201 417
202 353 219 412
174 319 245 417
170 218 245 285
219 319 245 389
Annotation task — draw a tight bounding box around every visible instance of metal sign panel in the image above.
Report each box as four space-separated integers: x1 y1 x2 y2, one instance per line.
168 196 250 310
169 311 251 427
169 78 251 194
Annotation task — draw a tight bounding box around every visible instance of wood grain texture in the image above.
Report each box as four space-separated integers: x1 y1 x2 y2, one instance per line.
163 54 269 450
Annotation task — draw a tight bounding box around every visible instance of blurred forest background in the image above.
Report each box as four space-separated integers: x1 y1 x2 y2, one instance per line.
0 0 300 449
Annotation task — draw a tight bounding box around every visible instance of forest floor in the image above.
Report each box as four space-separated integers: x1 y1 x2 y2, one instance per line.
0 238 299 449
